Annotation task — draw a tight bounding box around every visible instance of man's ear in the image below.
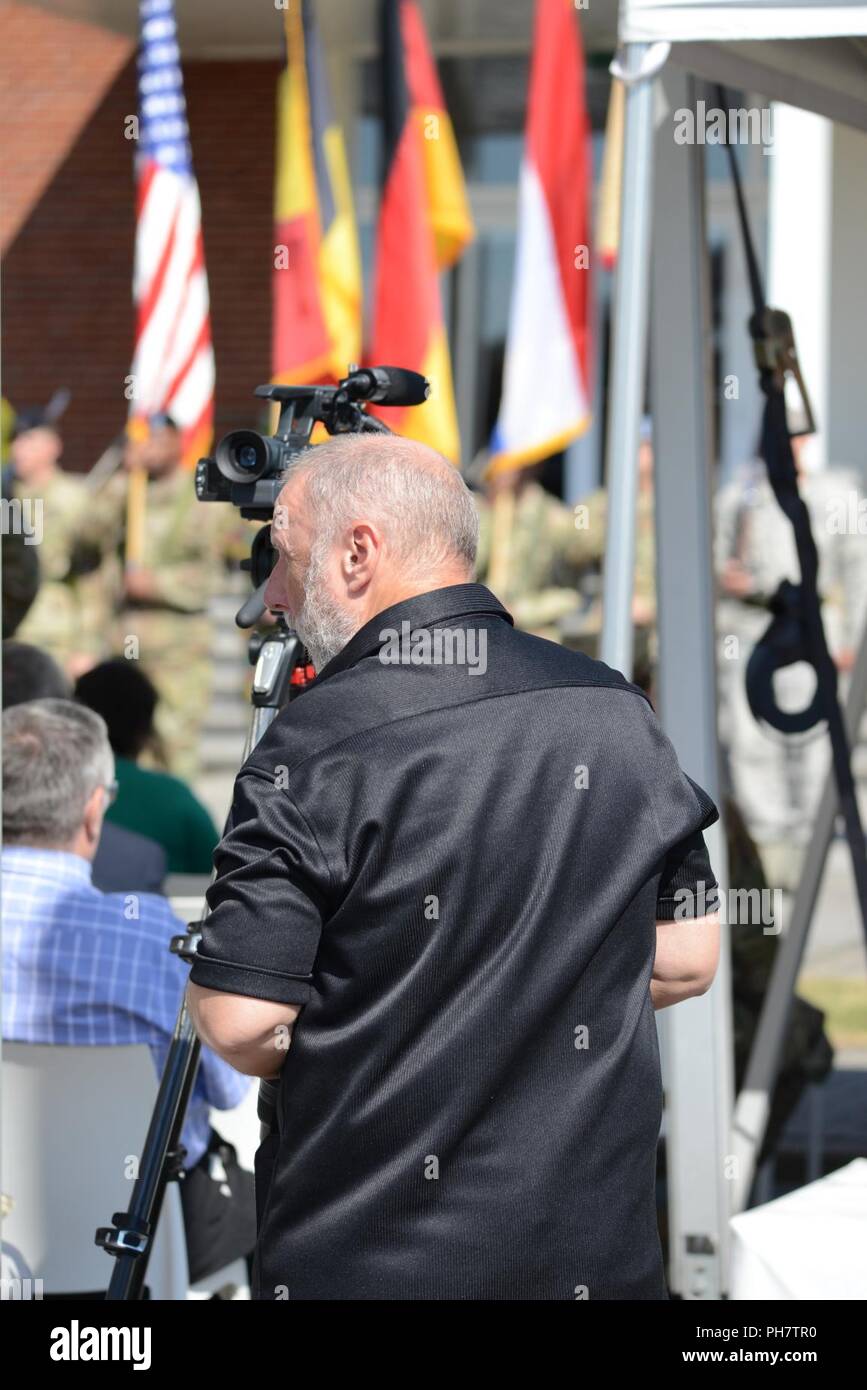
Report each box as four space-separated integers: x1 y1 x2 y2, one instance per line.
344 521 381 594
82 784 106 846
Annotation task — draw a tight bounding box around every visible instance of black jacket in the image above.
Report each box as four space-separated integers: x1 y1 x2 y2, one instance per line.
191 583 719 1300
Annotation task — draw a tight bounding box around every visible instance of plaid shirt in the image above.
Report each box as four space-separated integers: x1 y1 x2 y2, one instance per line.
2 847 250 1168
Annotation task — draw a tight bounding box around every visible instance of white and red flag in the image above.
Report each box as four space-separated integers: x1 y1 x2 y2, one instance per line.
489 0 592 474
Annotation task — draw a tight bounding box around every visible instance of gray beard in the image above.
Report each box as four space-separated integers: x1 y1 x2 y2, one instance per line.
293 541 358 674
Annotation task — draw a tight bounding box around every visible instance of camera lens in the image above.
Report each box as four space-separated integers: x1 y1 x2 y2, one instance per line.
215 429 273 483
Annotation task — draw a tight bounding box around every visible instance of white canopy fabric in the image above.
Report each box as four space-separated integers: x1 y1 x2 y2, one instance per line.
730 1159 867 1299
619 2 867 130
620 2 867 43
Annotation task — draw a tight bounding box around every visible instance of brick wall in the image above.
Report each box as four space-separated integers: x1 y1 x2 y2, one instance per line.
2 5 281 473
0 2 133 255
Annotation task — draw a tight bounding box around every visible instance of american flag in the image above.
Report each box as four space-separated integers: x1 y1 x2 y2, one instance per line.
129 0 214 461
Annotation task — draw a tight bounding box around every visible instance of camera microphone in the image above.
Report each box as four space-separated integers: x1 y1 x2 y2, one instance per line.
343 366 430 407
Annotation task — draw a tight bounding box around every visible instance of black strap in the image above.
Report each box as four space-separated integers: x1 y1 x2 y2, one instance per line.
717 85 867 941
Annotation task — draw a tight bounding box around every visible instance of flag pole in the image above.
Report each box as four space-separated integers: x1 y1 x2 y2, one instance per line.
125 468 148 568
124 415 149 568
599 44 659 677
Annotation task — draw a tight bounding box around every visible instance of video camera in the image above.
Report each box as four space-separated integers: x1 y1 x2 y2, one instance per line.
195 365 430 522
194 364 430 623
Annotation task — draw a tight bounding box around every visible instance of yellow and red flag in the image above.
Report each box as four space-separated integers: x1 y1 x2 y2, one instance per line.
367 0 475 464
272 0 362 384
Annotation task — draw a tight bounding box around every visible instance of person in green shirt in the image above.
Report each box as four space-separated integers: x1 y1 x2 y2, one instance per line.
75 659 219 875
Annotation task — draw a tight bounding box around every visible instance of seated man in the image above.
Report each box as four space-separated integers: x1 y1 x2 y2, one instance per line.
1 698 255 1288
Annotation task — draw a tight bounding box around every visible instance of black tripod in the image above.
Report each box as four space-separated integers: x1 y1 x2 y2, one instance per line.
94 602 310 1299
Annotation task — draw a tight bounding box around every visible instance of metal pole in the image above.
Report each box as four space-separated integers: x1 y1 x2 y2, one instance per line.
650 67 734 1300
600 43 656 677
454 238 481 468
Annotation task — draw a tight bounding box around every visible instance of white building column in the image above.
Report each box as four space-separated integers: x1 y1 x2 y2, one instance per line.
766 104 832 470
828 122 867 477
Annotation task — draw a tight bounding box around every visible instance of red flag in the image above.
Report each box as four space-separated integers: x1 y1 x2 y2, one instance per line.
368 0 473 464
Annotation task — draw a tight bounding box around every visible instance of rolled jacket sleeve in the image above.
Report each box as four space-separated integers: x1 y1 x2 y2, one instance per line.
633 699 722 922
189 767 331 1004
655 826 720 921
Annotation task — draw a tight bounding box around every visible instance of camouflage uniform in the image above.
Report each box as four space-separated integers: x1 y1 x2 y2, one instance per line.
95 468 224 781
11 470 94 671
561 482 657 689
475 480 608 640
475 478 657 684
716 464 867 879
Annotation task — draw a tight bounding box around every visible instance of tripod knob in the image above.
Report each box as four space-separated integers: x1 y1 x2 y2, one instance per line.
171 928 202 962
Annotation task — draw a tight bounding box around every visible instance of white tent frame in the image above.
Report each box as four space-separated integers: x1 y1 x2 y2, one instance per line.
603 2 867 1298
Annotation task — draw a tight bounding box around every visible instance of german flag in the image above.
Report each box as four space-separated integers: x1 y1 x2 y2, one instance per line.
368 0 474 464
272 0 362 384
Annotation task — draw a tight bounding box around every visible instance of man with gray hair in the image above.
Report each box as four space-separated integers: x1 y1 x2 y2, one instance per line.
1 699 254 1286
189 432 720 1301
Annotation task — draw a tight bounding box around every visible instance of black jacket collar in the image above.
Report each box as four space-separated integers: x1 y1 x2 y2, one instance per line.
312 583 513 683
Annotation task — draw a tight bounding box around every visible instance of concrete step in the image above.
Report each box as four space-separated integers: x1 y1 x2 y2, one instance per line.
211 600 251 628
211 624 248 657
201 582 253 777
200 728 247 772
204 692 250 730
209 667 247 700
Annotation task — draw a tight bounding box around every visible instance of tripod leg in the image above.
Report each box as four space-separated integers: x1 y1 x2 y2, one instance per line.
99 1010 202 1300
96 620 309 1298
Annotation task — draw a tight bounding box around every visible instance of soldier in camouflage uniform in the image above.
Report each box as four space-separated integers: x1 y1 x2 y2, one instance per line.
92 417 223 781
716 439 867 888
558 422 658 689
474 420 658 687
3 410 99 675
474 462 608 640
